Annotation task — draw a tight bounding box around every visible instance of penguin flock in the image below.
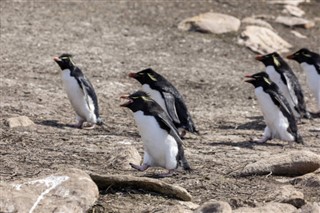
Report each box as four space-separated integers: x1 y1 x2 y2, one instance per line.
53 48 320 176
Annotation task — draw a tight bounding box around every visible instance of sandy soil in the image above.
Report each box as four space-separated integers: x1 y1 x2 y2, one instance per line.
1 0 320 212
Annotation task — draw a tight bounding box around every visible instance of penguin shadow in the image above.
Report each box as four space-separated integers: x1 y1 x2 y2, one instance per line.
37 120 73 129
218 116 265 131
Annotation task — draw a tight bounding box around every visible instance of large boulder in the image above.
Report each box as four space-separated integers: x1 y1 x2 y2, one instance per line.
178 12 241 34
275 16 315 29
267 185 305 208
237 151 320 177
105 145 141 170
289 168 320 187
0 168 99 213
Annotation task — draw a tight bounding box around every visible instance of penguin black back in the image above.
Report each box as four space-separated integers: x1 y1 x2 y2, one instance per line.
129 68 198 134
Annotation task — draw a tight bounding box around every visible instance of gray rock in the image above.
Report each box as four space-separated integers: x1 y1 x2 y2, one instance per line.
238 151 320 177
267 0 310 6
268 185 305 208
5 116 34 128
289 168 320 187
106 146 141 170
90 173 192 201
234 202 297 213
0 168 99 213
242 17 273 29
282 5 305 17
275 16 315 29
294 202 320 213
194 200 232 213
178 12 240 34
238 25 292 54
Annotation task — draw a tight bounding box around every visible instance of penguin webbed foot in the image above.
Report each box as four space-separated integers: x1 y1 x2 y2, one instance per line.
155 169 176 178
129 163 149 171
82 123 96 130
71 121 84 129
253 136 270 143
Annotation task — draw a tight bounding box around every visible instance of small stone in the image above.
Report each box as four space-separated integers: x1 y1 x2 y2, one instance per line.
106 146 141 170
194 199 232 213
178 12 241 34
267 0 310 6
294 202 320 213
270 185 305 208
6 116 34 128
238 25 292 54
291 30 307 39
275 16 315 29
234 202 297 213
282 5 305 17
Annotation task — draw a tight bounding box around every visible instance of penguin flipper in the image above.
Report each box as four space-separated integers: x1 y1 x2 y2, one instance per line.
283 73 298 106
79 77 95 112
162 92 180 124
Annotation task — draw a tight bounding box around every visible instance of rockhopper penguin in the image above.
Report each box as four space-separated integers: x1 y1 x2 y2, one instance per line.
245 72 303 144
53 53 102 129
256 52 310 119
128 68 198 138
287 48 320 114
120 90 191 177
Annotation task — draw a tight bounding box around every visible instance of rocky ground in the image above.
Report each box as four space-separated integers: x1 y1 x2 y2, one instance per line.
1 0 320 212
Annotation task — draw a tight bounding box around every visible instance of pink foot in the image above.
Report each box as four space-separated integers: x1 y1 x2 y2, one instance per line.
129 163 149 171
71 120 84 129
253 136 270 143
82 123 96 130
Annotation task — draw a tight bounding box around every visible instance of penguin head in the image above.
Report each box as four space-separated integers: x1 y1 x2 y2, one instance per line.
120 90 154 112
245 72 273 88
287 48 314 64
128 68 159 85
255 52 283 67
53 53 75 70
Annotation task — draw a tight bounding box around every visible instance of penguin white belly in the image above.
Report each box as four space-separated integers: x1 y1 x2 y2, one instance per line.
142 84 168 114
266 66 298 117
133 111 178 170
255 87 294 141
61 70 96 123
301 63 320 110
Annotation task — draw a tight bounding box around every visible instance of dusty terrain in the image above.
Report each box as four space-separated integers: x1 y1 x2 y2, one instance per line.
1 0 320 212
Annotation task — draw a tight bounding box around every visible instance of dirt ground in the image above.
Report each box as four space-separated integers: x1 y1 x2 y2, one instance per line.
1 0 320 212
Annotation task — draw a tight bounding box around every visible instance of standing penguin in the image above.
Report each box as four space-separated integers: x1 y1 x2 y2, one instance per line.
256 52 310 119
287 48 320 114
53 53 102 128
120 91 191 177
128 68 198 138
245 72 303 144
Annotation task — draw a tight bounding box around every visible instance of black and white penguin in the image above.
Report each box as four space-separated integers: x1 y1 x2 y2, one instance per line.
256 52 310 119
287 48 320 114
245 72 303 144
120 90 191 177
53 53 102 128
128 68 198 138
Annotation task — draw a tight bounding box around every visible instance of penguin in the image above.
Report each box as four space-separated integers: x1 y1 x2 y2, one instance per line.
255 52 311 119
245 72 303 144
128 68 198 138
53 53 103 129
120 90 191 177
287 48 320 114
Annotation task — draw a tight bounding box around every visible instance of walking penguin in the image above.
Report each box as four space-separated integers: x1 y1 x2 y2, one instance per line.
53 53 103 129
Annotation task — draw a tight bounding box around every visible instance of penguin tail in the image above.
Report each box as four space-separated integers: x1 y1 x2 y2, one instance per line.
181 157 192 171
295 134 304 144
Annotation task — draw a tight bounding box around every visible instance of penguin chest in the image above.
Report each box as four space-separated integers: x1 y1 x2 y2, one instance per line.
142 84 168 114
61 70 96 122
301 63 320 106
133 111 178 169
255 87 293 140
